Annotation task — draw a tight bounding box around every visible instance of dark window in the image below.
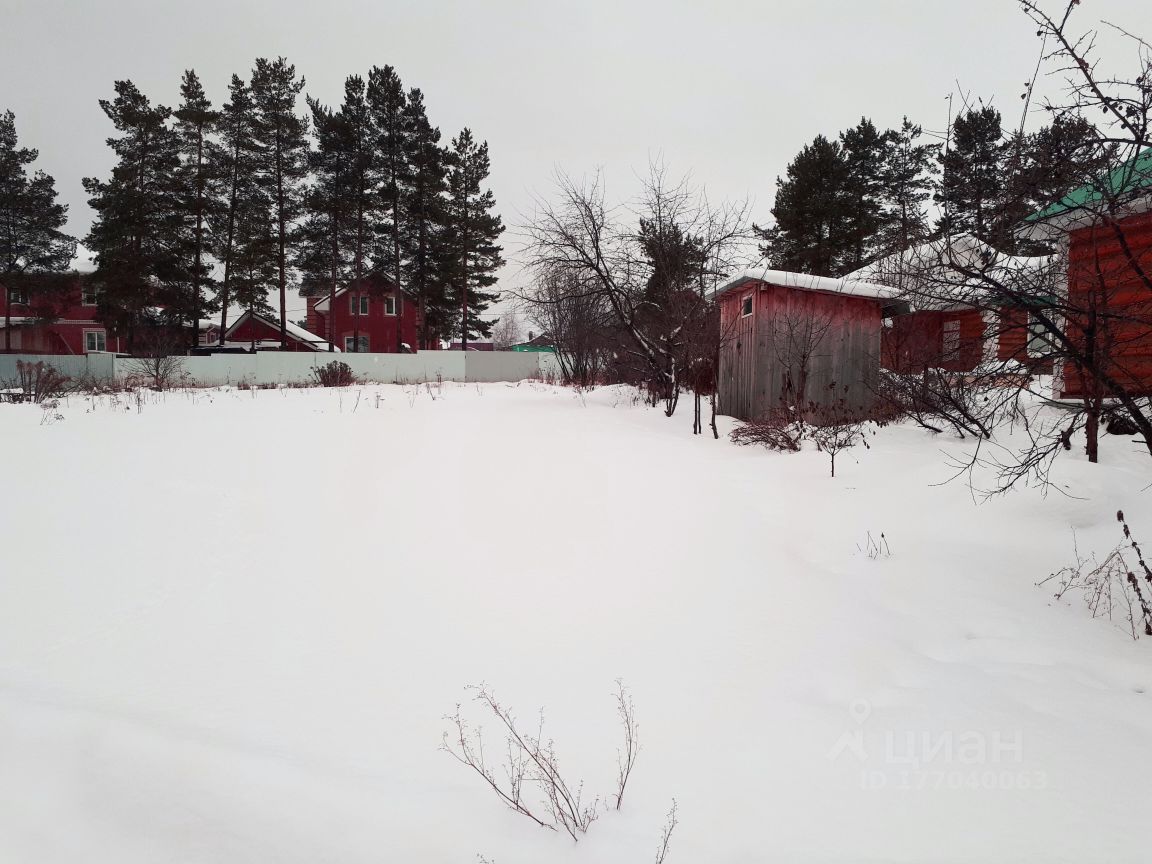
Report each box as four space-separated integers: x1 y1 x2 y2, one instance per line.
942 320 960 362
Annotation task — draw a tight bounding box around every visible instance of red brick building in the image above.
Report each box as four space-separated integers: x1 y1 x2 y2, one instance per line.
305 272 422 353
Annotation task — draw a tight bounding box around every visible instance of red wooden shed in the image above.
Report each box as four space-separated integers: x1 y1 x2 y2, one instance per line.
715 268 903 422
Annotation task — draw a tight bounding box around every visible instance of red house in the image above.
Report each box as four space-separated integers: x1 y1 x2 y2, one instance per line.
222 312 334 351
715 268 903 421
305 271 422 353
848 235 1058 375
1023 150 1152 399
0 271 123 355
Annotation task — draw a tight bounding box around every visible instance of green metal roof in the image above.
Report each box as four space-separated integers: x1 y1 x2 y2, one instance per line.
1025 149 1152 223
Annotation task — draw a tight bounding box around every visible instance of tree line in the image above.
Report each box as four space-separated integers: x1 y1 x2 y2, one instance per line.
759 107 1110 276
1 58 504 353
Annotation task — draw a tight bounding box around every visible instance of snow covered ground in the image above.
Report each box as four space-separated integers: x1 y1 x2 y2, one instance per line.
1 382 1151 863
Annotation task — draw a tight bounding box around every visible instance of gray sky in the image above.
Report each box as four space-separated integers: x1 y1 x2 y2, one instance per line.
3 0 1148 317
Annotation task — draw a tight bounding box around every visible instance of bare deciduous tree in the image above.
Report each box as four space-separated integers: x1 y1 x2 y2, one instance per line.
521 265 615 387
122 354 189 391
491 311 523 350
522 163 753 417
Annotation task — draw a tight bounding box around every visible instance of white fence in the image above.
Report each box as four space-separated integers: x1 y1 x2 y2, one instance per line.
0 350 560 387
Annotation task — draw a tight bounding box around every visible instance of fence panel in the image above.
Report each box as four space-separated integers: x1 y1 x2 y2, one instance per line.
3 350 550 388
0 353 115 384
463 352 548 382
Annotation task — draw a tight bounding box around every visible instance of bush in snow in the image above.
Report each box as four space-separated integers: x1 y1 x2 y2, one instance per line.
442 681 642 843
12 360 71 403
312 361 355 387
731 392 871 476
729 407 807 452
811 420 867 478
123 354 191 391
1041 511 1152 640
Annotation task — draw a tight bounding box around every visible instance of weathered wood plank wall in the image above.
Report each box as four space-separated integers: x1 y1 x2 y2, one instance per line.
718 280 883 422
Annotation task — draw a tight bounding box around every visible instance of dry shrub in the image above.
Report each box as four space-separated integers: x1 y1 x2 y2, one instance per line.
876 368 1016 439
312 360 355 387
730 407 807 451
1040 511 1152 640
13 360 71 402
442 681 641 843
123 355 191 391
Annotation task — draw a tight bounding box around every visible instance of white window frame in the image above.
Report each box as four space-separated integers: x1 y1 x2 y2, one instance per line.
1026 312 1047 358
344 334 370 353
81 283 101 306
84 329 107 353
350 295 369 316
8 287 28 306
384 295 396 316
740 294 753 317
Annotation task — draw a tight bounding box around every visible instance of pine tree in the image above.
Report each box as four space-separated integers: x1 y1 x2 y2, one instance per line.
877 117 938 255
839 118 890 270
341 75 380 352
250 57 308 349
443 128 503 347
231 189 278 348
400 88 449 348
173 69 221 348
296 97 355 350
936 105 1007 244
1019 115 1113 216
0 110 74 352
367 65 409 351
755 134 850 276
83 80 183 351
211 74 265 344
639 218 706 301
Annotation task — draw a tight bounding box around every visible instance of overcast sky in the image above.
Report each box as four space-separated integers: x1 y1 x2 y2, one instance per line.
3 0 1148 318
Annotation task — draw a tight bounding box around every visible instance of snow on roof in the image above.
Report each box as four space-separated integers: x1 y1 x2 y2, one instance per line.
224 311 338 351
714 266 899 301
845 235 1057 312
282 318 333 348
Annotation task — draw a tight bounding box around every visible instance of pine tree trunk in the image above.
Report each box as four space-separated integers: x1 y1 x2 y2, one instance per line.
275 132 287 351
218 132 241 348
391 142 404 353
191 124 205 352
460 184 470 351
354 194 364 353
330 202 339 352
